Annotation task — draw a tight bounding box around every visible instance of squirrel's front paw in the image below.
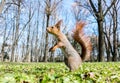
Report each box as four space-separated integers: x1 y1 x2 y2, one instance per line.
49 47 54 52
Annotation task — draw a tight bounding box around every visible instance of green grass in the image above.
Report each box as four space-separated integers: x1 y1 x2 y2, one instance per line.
0 62 120 83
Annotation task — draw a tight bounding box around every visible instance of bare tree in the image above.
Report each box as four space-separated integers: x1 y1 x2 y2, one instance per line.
89 0 117 61
34 1 41 62
7 0 34 62
111 1 119 61
43 0 62 62
104 0 120 61
11 0 21 62
75 0 116 61
1 11 8 61
43 0 50 62
23 3 32 62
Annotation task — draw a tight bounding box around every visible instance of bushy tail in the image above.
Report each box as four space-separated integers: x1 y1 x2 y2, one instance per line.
72 21 92 61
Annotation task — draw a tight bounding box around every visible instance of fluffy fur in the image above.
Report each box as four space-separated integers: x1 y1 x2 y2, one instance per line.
72 21 92 61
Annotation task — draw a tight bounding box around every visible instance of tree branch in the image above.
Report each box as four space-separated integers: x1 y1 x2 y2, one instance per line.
17 9 35 42
103 31 113 53
89 0 97 14
103 0 116 16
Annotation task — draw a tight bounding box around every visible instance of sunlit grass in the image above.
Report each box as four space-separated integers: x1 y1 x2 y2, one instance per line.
0 62 120 83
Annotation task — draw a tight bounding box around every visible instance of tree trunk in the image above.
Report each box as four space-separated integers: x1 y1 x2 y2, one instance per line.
112 4 118 61
117 33 120 61
23 3 32 62
43 14 50 62
11 1 21 62
97 20 104 61
1 15 7 61
104 35 111 62
112 23 117 61
112 33 117 61
106 49 111 61
34 4 40 62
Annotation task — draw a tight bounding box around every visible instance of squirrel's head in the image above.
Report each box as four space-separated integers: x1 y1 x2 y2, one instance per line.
47 20 62 36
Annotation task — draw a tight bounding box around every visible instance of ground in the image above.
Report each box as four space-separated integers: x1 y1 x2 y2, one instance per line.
0 62 120 83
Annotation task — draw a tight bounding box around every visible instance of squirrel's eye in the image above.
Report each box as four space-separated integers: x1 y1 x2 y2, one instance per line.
51 27 54 28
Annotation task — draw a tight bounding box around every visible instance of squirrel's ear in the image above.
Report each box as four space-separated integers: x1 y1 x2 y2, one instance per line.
55 20 62 29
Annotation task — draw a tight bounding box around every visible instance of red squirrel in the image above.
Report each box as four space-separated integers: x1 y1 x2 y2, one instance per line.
46 20 92 71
